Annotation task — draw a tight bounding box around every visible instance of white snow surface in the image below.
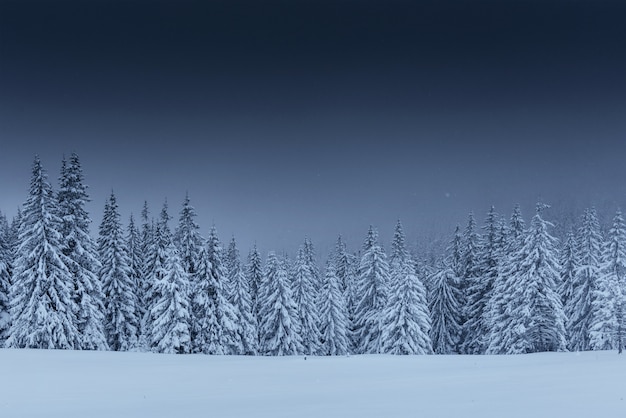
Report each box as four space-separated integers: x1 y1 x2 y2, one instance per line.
1 349 625 417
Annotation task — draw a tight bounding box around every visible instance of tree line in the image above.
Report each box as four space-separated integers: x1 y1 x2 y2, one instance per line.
0 154 623 355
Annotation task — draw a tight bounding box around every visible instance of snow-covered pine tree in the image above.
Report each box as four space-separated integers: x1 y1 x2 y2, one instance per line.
126 213 143 336
303 238 321 291
428 229 464 354
559 231 577 302
205 226 241 354
559 231 577 344
258 252 301 355
460 212 483 354
318 258 349 356
141 202 172 349
292 245 321 355
135 202 153 346
587 209 620 351
0 214 11 344
334 235 357 315
353 225 390 354
333 235 358 353
601 210 626 353
226 236 258 355
463 207 500 354
174 193 203 277
246 244 263 322
150 242 191 354
190 245 223 354
488 203 566 354
57 153 107 350
486 205 526 353
380 220 432 355
98 192 139 351
567 208 604 351
7 157 80 349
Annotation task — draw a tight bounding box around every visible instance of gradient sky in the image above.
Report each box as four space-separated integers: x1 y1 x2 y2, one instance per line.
1 0 625 257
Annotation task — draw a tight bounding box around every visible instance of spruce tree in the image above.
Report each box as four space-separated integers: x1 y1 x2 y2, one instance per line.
57 153 107 350
98 193 139 351
190 227 240 354
303 238 321 291
567 208 604 351
486 205 526 353
205 227 241 354
601 210 626 353
126 213 143 336
190 245 224 354
292 245 321 355
246 244 263 321
226 236 258 355
559 232 578 314
174 193 203 276
0 215 11 344
460 212 483 354
429 229 464 354
464 207 500 354
258 252 301 355
7 157 80 349
318 259 349 356
135 202 153 346
487 204 566 354
354 226 390 354
150 242 192 354
141 202 172 348
380 221 432 355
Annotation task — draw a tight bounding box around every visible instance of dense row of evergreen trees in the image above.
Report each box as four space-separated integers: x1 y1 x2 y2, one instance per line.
0 155 624 355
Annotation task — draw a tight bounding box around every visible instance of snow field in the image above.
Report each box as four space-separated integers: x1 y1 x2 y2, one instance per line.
1 349 625 418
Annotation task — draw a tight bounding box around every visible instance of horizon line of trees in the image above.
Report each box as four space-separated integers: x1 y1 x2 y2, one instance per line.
0 154 624 355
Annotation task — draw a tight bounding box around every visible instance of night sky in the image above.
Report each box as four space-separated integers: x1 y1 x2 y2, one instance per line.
1 0 625 256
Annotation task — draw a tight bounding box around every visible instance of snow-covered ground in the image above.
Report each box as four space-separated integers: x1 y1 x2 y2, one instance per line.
1 349 625 418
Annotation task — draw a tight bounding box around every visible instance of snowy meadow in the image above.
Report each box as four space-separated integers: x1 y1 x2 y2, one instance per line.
1 349 625 418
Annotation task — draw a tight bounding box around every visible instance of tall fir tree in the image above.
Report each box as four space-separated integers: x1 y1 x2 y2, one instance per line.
486 205 526 353
174 193 203 277
98 193 139 351
258 252 301 355
303 238 321 291
601 210 626 353
567 208 604 351
460 212 483 354
150 242 192 354
205 227 241 354
226 236 258 355
0 214 11 344
333 235 358 353
141 202 172 348
246 244 263 322
318 258 350 356
559 232 578 315
57 153 107 350
428 229 464 354
7 157 80 349
354 226 390 354
464 207 500 354
292 245 321 355
126 213 144 338
189 227 240 354
190 245 224 354
487 204 566 354
380 221 432 355
137 201 153 342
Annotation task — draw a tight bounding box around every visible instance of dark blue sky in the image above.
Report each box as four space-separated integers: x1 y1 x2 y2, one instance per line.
1 0 625 256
